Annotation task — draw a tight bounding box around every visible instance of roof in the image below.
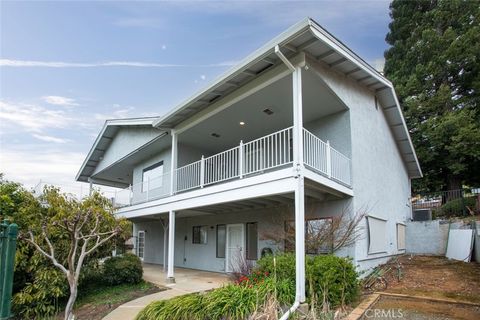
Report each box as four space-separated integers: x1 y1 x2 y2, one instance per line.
151 17 422 178
75 117 158 182
77 18 422 181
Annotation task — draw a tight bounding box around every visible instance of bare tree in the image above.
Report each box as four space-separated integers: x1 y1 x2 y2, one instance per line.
261 203 366 254
22 188 128 320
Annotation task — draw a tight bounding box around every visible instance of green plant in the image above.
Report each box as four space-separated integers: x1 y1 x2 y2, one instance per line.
256 252 296 281
103 253 143 285
256 253 358 309
436 196 476 217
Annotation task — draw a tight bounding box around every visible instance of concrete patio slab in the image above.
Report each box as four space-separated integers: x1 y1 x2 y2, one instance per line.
102 264 229 320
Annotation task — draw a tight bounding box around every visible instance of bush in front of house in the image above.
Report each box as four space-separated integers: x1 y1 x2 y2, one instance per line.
256 253 359 308
103 253 143 285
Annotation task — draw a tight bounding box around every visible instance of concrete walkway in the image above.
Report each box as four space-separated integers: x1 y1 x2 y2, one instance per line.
103 264 229 320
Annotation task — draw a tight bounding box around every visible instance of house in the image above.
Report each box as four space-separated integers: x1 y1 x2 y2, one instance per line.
76 18 421 302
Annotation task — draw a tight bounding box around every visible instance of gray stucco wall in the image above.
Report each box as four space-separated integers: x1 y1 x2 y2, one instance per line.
306 62 412 271
304 110 351 158
93 127 162 175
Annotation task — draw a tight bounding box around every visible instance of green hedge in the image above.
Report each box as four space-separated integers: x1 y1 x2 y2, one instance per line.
256 253 359 308
103 253 143 285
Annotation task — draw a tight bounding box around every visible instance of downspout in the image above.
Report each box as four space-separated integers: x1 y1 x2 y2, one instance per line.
275 44 302 320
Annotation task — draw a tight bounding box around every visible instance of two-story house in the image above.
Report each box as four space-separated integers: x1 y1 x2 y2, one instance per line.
77 18 421 302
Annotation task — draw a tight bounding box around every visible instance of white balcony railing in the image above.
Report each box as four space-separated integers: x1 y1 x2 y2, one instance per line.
303 128 351 186
114 126 351 207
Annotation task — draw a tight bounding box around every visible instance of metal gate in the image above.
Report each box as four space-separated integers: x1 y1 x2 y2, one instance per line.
0 221 18 320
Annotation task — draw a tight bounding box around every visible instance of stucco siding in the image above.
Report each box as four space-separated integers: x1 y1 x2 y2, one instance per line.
93 127 162 175
309 59 411 270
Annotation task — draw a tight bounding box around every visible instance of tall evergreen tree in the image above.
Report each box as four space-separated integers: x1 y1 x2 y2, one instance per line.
384 0 480 193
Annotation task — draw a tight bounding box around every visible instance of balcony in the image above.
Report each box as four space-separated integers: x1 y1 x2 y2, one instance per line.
114 127 351 207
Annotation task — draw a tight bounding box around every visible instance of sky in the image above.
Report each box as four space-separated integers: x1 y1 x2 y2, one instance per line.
0 0 392 194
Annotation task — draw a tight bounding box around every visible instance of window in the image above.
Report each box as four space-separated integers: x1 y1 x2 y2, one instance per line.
367 216 387 254
246 222 258 260
284 218 333 254
216 224 226 258
397 223 406 250
142 161 164 192
306 218 333 254
137 231 145 260
192 226 208 244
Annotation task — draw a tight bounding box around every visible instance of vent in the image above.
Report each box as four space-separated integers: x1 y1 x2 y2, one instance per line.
263 108 274 115
211 133 221 138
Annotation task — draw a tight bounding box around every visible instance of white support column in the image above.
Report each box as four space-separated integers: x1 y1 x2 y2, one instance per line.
170 130 178 195
167 210 175 282
163 220 168 272
326 140 332 178
239 140 244 178
88 178 93 196
200 155 205 188
292 65 306 303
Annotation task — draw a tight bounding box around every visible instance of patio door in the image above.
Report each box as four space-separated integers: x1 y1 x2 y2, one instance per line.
226 224 244 273
137 230 145 261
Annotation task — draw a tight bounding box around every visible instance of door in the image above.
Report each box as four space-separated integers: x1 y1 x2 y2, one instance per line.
137 231 145 261
226 224 244 273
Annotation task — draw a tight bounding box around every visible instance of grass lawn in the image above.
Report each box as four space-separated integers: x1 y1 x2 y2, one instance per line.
57 281 164 320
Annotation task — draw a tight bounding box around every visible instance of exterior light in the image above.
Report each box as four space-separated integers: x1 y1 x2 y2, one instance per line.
239 121 245 126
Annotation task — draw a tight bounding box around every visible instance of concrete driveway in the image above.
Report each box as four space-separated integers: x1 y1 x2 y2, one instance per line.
103 264 230 320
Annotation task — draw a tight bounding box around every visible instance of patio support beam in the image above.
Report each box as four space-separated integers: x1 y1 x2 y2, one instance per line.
170 130 178 195
167 210 175 282
292 65 306 303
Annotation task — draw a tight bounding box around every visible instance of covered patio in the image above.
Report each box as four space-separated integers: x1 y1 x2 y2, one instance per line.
142 263 229 291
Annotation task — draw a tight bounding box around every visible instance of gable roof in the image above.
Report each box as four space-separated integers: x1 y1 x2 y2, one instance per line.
152 17 422 178
76 117 158 182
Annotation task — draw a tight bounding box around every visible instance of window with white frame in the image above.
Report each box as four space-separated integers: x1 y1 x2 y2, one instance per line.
397 223 406 250
142 161 164 192
367 216 387 254
192 226 208 244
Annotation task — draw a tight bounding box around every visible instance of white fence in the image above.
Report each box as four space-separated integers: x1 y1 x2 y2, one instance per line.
114 126 351 207
303 128 351 186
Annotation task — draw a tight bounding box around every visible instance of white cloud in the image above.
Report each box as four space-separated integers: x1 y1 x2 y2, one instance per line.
0 146 84 188
370 57 385 73
0 100 71 132
32 133 70 144
93 105 136 121
42 95 78 106
0 59 235 68
113 18 164 29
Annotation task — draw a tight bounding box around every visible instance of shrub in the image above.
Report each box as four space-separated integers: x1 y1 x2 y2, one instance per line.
307 255 359 308
257 253 358 308
256 252 296 281
103 253 143 285
436 196 476 217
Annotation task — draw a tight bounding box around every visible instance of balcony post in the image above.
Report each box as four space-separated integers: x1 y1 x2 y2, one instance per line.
167 210 175 283
292 65 306 302
326 140 332 178
239 140 244 178
128 184 133 205
200 155 205 188
170 130 178 195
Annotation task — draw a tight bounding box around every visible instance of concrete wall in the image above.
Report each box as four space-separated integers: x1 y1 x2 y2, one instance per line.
304 110 351 158
307 59 412 272
93 127 162 175
405 220 449 255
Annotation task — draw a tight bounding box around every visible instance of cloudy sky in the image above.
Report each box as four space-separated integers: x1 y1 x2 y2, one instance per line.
0 0 391 193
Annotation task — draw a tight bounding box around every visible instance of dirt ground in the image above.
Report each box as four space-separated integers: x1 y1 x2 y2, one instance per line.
379 255 480 304
366 295 480 320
